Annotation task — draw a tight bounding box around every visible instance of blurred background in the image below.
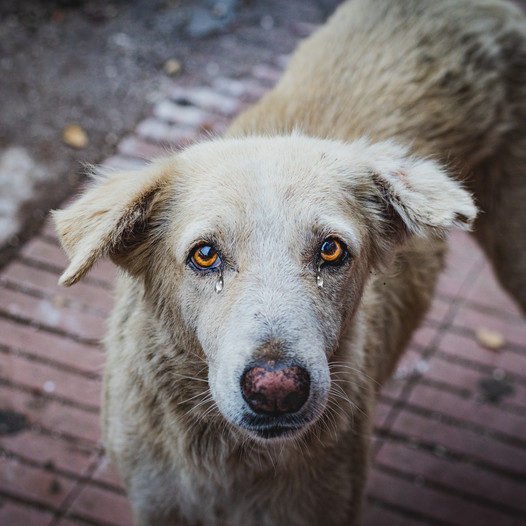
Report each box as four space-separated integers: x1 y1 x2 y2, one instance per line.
0 0 341 268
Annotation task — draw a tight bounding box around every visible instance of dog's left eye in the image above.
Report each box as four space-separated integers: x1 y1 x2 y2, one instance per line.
189 244 221 271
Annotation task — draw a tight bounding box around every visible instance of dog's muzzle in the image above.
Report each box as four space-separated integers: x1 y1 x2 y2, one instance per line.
240 359 311 438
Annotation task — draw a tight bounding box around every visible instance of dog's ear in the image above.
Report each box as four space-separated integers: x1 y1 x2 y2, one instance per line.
53 161 172 286
358 141 477 242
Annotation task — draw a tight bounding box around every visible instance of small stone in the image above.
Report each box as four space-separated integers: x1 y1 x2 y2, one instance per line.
164 59 182 76
415 359 429 374
43 381 56 393
475 328 505 351
63 124 88 149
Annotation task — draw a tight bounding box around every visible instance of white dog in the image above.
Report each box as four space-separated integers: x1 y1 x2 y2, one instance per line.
54 1 526 524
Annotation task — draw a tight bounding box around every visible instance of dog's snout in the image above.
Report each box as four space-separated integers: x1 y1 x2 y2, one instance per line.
241 360 310 416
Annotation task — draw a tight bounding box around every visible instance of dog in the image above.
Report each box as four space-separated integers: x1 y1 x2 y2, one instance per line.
53 0 526 524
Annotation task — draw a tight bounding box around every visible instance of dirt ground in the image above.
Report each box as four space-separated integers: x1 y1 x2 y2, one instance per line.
0 0 341 266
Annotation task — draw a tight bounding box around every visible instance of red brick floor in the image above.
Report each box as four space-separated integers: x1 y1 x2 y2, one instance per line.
1 50 526 526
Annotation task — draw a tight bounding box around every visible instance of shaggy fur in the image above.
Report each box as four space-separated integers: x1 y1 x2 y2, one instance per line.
54 1 526 524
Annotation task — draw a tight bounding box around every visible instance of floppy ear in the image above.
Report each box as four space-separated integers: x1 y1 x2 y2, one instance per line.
362 141 477 241
53 160 173 286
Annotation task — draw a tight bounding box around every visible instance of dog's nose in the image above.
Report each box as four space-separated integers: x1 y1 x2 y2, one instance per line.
241 360 310 416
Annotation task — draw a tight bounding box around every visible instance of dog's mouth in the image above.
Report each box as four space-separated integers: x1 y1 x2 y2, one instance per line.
240 413 310 440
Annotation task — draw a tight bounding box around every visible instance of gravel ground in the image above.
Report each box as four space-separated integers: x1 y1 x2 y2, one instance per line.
0 0 341 266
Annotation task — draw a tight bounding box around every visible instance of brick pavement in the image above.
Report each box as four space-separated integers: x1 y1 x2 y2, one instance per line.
1 34 526 526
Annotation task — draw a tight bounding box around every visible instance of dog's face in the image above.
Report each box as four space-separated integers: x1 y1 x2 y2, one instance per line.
54 135 475 440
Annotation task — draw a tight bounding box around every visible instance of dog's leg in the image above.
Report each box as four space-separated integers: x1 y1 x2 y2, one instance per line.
470 147 526 316
368 237 448 385
467 14 526 317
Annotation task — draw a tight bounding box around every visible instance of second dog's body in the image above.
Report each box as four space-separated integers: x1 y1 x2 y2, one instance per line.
54 1 526 524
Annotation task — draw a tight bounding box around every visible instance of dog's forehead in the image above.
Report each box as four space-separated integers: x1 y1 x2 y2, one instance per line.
179 136 341 193
174 136 363 216
170 137 363 253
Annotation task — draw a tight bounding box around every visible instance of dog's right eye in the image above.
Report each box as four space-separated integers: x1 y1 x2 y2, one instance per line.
189 244 221 271
320 237 346 265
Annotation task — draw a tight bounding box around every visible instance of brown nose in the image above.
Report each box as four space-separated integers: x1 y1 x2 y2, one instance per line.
241 360 310 416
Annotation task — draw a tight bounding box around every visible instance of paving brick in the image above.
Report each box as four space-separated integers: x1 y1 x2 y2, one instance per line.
390 409 526 477
101 155 147 172
362 502 424 526
1 428 93 476
69 484 133 526
1 260 113 314
117 135 171 161
374 399 395 431
438 331 526 385
382 348 424 399
21 237 70 269
288 21 320 38
426 351 526 409
0 318 104 374
376 440 526 515
0 384 101 443
211 76 268 103
466 264 524 320
135 117 198 146
1 352 101 408
0 457 74 509
407 383 526 444
153 100 216 127
21 238 117 285
408 324 438 350
367 467 525 526
170 85 241 116
435 233 484 298
435 272 468 299
40 218 60 240
425 295 451 324
91 455 125 491
251 64 283 85
452 305 526 349
275 54 291 69
0 500 54 526
447 230 485 265
0 286 104 342
56 518 94 526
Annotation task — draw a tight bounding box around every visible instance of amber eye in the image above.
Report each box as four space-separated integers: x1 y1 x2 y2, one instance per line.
320 237 345 264
190 244 221 270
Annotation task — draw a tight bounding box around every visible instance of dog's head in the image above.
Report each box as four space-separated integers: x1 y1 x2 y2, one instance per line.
54 135 475 440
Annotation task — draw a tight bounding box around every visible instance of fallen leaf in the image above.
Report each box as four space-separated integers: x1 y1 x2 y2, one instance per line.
164 58 182 76
63 124 88 149
475 327 505 351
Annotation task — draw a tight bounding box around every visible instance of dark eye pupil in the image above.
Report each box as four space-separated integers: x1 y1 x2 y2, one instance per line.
322 241 337 255
199 245 216 260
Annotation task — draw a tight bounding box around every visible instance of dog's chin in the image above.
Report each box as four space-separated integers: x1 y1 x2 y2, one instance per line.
239 413 313 442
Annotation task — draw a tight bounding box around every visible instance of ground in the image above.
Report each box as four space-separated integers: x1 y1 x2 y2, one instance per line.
0 1 526 525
